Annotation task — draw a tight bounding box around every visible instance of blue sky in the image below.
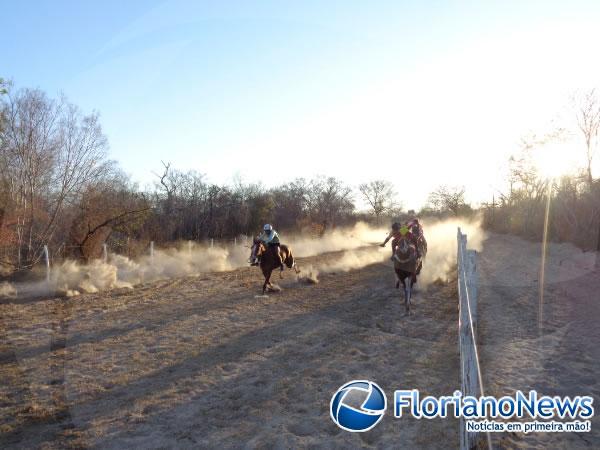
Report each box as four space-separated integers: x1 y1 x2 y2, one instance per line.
4 1 600 209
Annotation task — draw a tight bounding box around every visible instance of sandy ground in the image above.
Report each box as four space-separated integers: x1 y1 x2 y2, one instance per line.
0 249 459 449
478 233 600 449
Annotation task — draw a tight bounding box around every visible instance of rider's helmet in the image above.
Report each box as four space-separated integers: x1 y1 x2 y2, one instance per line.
391 222 401 231
263 223 273 233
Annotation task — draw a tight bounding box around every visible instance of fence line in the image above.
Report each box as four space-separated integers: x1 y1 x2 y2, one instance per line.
457 227 491 450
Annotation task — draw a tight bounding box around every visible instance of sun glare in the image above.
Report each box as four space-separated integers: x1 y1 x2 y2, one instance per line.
532 143 573 180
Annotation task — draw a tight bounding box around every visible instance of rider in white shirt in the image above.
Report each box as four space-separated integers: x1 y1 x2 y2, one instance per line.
252 224 284 270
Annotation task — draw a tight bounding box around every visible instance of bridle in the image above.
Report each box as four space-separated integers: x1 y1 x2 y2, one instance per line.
394 237 414 263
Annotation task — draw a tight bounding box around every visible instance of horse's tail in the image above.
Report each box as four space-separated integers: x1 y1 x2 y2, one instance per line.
281 245 295 268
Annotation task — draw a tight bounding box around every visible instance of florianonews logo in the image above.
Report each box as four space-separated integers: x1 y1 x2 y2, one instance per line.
330 382 594 434
330 380 387 432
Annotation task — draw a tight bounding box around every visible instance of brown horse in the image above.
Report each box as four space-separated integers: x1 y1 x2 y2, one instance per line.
252 239 298 293
393 236 423 315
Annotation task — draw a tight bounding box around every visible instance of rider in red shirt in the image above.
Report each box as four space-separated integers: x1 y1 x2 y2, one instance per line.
406 218 424 258
381 222 407 258
381 220 423 259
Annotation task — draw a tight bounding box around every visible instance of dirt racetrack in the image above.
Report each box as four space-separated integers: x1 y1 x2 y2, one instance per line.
0 248 459 449
478 234 600 450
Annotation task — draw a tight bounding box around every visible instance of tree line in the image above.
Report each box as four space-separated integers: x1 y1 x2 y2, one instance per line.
1 80 471 272
15 77 596 274
481 89 600 252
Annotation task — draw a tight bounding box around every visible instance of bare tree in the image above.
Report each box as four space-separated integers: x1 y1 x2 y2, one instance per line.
68 173 150 261
307 176 354 232
0 88 110 268
0 78 7 134
427 185 468 216
359 180 397 223
271 178 310 230
573 89 600 188
153 161 177 214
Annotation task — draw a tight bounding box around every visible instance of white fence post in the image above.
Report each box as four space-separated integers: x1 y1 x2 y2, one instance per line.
43 244 50 284
457 228 485 450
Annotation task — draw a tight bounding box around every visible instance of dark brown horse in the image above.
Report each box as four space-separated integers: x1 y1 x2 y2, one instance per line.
252 239 298 293
393 236 423 315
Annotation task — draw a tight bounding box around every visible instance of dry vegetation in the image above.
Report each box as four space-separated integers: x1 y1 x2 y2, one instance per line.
481 89 600 252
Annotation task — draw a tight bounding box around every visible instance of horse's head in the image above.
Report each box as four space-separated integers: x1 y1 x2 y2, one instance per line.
252 238 266 258
394 236 416 263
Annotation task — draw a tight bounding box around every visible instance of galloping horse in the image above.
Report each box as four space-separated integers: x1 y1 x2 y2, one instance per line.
252 239 298 293
393 236 423 315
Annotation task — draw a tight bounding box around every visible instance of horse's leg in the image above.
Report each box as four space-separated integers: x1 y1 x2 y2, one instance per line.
394 269 400 289
405 276 412 315
290 255 300 274
278 248 284 279
264 270 273 293
262 267 269 294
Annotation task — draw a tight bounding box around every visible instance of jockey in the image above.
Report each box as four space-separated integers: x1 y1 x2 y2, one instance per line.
406 218 424 258
256 223 284 271
407 218 422 236
380 222 410 260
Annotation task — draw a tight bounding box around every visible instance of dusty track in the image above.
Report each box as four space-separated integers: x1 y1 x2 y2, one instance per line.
479 233 600 449
0 250 459 449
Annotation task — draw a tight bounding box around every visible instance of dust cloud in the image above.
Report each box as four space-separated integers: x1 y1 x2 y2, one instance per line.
298 218 486 287
50 244 250 297
0 281 18 298
0 219 485 298
417 217 486 286
289 222 387 257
